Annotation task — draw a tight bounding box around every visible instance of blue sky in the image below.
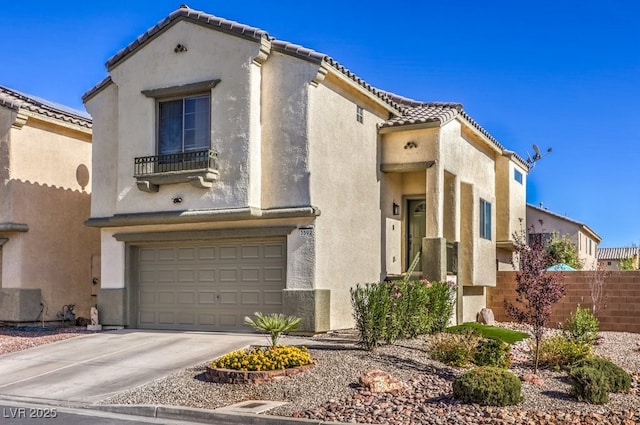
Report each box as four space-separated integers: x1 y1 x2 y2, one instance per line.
2 1 638 247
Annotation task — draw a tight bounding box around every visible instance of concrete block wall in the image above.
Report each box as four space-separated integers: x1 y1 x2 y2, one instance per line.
488 271 640 333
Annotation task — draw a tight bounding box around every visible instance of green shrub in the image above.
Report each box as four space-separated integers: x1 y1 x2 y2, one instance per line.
473 338 512 368
385 280 433 341
453 367 522 406
350 283 391 350
563 306 599 345
568 366 609 404
571 357 631 393
538 334 592 370
427 331 480 367
425 280 458 333
446 322 530 344
351 279 458 350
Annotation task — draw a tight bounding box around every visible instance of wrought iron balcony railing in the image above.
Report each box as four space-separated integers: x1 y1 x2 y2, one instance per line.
133 149 219 192
134 149 218 176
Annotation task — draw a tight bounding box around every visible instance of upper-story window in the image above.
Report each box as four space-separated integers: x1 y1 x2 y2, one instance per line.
356 105 364 123
158 94 210 155
479 198 492 240
514 169 523 184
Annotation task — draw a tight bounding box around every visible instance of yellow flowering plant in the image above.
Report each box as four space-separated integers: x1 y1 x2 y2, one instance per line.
212 345 312 371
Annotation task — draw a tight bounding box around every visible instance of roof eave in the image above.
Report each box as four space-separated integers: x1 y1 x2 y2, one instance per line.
378 120 442 133
323 64 402 116
105 8 269 72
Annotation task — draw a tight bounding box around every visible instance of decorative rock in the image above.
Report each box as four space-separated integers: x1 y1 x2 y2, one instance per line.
359 369 406 394
477 308 495 325
205 363 314 384
521 373 544 386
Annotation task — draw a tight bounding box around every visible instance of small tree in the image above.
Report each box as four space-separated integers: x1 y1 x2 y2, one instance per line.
587 262 609 316
505 228 566 374
546 233 582 269
619 256 635 270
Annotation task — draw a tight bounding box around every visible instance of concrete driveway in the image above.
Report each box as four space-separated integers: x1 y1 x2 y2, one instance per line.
0 330 268 404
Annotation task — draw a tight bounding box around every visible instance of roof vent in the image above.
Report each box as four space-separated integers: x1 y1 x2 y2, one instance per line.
179 4 190 9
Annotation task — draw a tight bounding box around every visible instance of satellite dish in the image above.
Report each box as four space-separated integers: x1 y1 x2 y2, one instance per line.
525 144 553 169
533 144 542 159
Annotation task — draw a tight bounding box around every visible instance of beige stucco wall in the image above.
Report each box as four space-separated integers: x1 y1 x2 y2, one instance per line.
85 84 118 218
96 21 269 216
260 51 318 208
308 78 388 330
0 107 99 320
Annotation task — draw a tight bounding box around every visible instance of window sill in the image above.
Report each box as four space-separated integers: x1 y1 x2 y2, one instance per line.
135 169 219 193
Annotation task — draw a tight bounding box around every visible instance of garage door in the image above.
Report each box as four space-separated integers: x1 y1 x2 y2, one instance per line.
135 238 286 331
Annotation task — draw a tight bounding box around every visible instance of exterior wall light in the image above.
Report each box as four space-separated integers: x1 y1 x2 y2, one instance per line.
393 202 400 216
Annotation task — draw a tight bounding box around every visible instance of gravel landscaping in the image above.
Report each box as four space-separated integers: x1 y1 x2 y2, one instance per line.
100 323 640 425
0 326 91 354
2 323 639 424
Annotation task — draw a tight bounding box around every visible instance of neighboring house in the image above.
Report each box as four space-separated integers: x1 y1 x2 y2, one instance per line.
597 247 639 271
526 203 601 269
0 85 100 323
83 5 528 332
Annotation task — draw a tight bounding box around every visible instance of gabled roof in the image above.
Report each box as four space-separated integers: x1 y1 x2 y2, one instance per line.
83 4 525 168
527 203 602 243
88 5 402 113
0 85 91 129
378 93 529 169
597 247 639 260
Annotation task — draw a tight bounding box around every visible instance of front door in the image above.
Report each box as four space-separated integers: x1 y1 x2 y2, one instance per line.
407 199 426 272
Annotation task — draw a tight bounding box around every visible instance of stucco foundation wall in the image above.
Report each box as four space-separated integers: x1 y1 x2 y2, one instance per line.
2 180 99 319
308 83 384 330
488 271 640 333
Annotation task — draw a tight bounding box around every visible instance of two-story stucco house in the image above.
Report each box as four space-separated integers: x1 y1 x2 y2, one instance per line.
526 203 601 269
0 85 100 323
83 6 528 332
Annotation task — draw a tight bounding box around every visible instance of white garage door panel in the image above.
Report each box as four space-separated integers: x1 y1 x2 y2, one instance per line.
136 239 285 331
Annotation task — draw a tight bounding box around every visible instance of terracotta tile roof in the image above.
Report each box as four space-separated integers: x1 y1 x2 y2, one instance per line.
0 85 91 128
380 102 463 128
597 247 639 260
105 5 269 70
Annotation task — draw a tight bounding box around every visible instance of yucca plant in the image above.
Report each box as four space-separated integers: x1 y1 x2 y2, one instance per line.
244 312 301 347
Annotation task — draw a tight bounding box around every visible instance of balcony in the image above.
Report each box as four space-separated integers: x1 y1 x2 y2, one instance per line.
134 149 219 192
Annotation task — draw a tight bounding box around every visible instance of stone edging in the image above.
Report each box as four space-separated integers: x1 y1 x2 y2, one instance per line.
205 363 315 384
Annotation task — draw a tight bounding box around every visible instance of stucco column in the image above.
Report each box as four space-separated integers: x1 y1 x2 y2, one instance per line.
422 237 447 282
425 163 443 239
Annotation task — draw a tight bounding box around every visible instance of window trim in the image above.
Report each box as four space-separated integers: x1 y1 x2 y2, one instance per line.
514 169 523 184
356 105 364 123
141 79 220 98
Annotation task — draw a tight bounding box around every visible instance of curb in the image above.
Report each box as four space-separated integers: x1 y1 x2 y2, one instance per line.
89 404 362 425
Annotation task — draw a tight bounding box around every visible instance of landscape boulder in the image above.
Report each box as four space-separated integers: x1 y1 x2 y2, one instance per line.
359 369 406 393
477 308 495 325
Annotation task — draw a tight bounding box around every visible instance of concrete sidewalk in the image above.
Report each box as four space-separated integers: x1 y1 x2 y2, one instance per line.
0 329 267 404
